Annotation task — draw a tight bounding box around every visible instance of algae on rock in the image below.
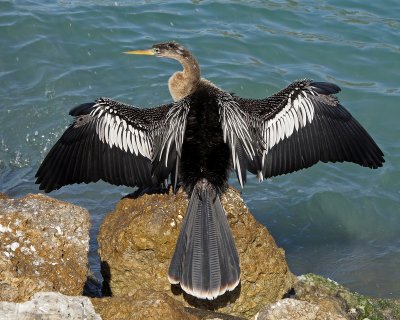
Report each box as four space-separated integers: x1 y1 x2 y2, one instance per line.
294 274 400 320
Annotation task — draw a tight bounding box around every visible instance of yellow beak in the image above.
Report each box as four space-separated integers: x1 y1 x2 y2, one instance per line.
123 49 154 55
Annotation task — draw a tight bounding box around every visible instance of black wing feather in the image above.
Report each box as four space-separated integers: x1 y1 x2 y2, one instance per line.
231 80 384 181
36 98 182 192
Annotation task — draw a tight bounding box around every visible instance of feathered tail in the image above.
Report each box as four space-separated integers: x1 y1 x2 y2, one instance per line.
168 179 240 300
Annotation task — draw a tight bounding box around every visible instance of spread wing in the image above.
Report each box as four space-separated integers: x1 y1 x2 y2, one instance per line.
220 80 384 186
36 97 191 192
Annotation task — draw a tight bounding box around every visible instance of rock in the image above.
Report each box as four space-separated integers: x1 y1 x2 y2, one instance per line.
92 289 196 320
98 187 294 319
186 307 247 320
92 289 246 320
254 298 347 320
0 193 90 302
0 291 101 320
294 274 400 320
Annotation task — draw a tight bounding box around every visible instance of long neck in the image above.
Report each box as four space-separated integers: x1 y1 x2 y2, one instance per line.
168 53 201 101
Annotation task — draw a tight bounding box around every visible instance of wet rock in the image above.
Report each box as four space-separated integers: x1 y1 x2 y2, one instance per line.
0 193 89 302
98 187 294 319
294 274 400 320
254 298 347 320
0 291 101 320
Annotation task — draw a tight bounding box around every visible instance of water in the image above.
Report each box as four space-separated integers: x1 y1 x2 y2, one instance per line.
1 0 399 298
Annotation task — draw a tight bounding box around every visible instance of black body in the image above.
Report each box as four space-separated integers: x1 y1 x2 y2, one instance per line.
180 86 231 195
167 85 240 299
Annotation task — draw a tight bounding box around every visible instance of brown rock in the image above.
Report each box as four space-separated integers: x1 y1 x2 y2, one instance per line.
92 289 197 320
254 298 347 320
0 193 89 302
0 192 8 200
92 289 246 320
186 307 247 320
98 187 294 319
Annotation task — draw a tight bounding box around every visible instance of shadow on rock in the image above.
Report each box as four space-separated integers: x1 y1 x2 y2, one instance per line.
100 261 113 297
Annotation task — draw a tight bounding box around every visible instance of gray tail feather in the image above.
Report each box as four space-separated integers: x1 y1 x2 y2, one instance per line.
168 181 240 300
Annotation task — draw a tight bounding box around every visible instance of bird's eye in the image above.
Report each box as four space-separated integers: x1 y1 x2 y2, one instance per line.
154 48 161 54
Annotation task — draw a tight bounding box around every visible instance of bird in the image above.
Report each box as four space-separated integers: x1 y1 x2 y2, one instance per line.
36 41 384 300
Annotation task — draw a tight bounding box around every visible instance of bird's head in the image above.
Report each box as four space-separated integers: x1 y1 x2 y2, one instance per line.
124 41 190 61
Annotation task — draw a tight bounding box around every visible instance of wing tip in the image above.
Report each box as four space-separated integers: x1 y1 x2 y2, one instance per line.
69 102 96 116
309 81 341 95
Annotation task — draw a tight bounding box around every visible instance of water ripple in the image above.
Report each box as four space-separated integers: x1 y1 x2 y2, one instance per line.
1 0 399 298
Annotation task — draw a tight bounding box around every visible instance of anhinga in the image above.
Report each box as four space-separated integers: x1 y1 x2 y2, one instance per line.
36 41 384 300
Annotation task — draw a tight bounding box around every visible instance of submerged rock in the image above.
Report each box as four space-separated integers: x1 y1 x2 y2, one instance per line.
0 291 101 320
98 187 294 319
0 193 89 302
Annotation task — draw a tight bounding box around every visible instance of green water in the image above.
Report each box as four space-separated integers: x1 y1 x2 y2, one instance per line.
1 1 399 298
